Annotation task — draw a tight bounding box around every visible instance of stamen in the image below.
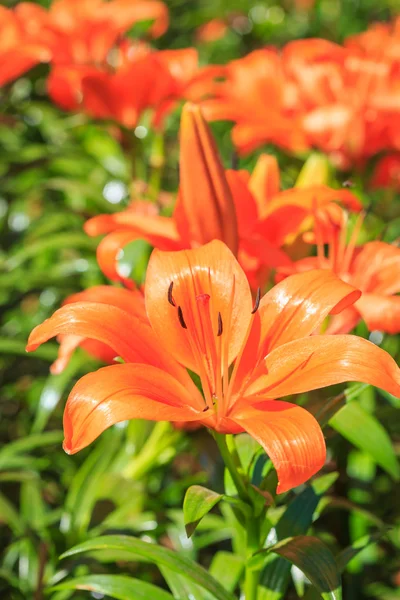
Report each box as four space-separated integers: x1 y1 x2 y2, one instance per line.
168 281 176 307
251 287 261 314
217 312 223 337
177 306 187 329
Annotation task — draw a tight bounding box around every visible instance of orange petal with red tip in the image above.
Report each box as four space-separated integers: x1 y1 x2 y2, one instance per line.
231 401 325 494
232 270 360 395
248 154 281 218
356 294 400 335
63 363 202 454
178 103 238 253
145 240 252 374
26 302 193 389
243 334 400 400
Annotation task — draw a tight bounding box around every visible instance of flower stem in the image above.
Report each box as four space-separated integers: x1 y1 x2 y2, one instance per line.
213 432 249 502
244 515 261 600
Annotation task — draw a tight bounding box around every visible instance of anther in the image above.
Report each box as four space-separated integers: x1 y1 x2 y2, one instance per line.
251 287 261 314
217 312 223 336
202 406 210 412
177 306 187 329
168 281 176 307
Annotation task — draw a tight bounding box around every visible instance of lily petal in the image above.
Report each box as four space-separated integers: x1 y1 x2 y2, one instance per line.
248 154 281 218
225 170 258 237
244 334 400 399
145 240 252 374
94 224 182 285
51 286 147 374
178 103 238 253
356 293 400 335
63 364 202 454
26 302 194 390
231 401 325 493
351 241 400 295
232 270 360 394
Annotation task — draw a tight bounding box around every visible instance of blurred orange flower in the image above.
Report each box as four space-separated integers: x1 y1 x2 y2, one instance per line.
277 205 400 334
202 32 400 168
0 0 168 87
0 3 51 86
84 103 361 289
196 18 228 43
27 241 400 493
48 45 220 126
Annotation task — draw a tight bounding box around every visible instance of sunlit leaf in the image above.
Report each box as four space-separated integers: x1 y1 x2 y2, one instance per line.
336 530 390 572
50 574 174 599
60 535 236 600
330 402 400 480
183 485 223 537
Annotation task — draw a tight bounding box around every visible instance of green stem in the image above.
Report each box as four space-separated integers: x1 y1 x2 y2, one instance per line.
213 432 249 502
244 516 261 600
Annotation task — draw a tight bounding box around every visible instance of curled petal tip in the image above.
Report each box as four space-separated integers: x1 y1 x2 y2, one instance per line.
62 440 73 455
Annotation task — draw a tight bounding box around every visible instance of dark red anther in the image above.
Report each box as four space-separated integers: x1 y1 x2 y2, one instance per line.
168 281 176 307
217 312 223 336
251 287 261 314
177 306 187 329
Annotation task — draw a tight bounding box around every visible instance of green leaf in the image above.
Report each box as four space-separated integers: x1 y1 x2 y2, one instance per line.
259 474 336 600
160 566 216 600
314 384 370 427
330 402 400 480
50 574 174 599
0 431 63 463
336 530 390 572
183 485 223 537
60 535 236 600
209 551 244 593
252 536 341 600
0 493 24 535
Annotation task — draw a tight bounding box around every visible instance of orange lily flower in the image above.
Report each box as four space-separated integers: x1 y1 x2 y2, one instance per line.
276 205 400 335
85 103 361 289
27 241 400 493
202 37 400 168
49 285 146 375
46 0 168 65
0 3 51 87
200 48 308 155
48 45 219 126
0 0 168 88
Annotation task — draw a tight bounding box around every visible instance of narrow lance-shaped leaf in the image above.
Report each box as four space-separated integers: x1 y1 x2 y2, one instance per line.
258 474 338 600
336 529 390 573
329 402 400 480
250 536 342 600
50 574 175 600
60 535 236 600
